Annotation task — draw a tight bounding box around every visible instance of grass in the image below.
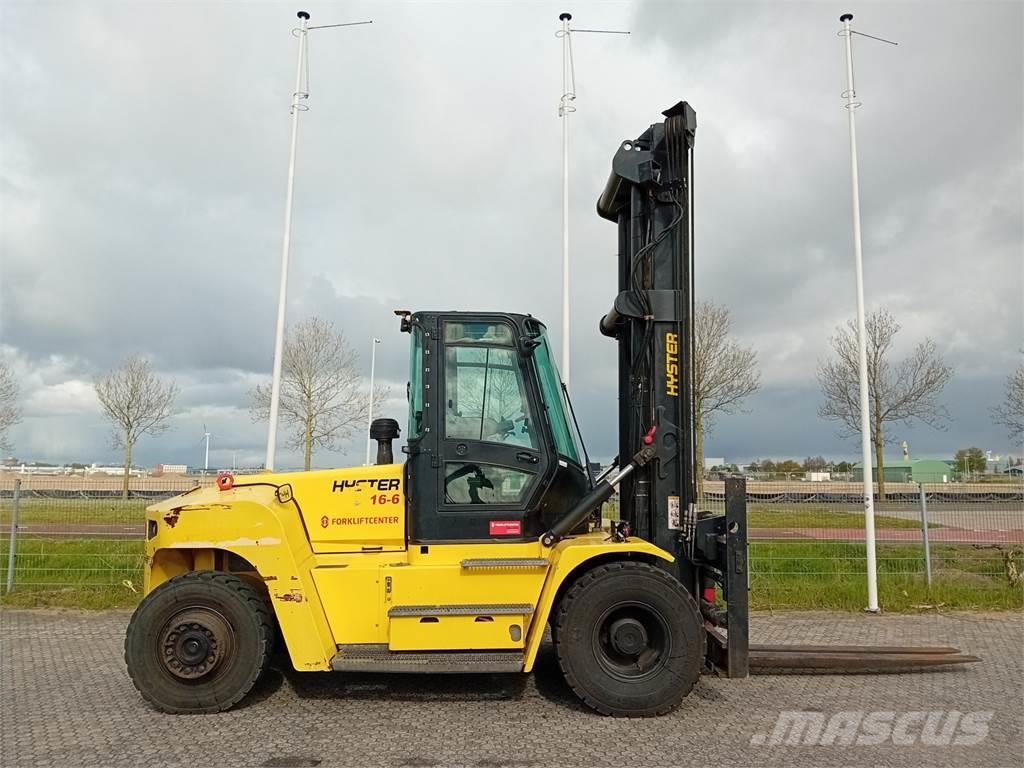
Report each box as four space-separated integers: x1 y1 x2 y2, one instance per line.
1 536 1019 612
0 539 145 609
0 498 157 526
750 541 1023 611
747 504 935 529
0 585 141 609
8 494 1019 529
602 500 945 529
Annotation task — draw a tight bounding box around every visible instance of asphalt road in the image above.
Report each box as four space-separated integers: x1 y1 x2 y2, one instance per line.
2 609 1021 768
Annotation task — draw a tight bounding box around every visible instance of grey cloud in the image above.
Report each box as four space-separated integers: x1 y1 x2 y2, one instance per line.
1 1 1021 469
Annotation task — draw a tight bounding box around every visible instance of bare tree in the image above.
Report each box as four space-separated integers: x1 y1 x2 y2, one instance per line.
251 318 387 471
991 352 1024 446
693 301 761 497
817 308 953 499
95 356 179 499
0 362 22 452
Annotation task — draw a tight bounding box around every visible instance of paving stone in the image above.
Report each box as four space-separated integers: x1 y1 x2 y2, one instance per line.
0 609 1020 767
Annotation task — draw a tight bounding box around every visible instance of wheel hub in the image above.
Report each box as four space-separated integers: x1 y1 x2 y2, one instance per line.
609 617 649 656
593 601 671 681
159 608 232 680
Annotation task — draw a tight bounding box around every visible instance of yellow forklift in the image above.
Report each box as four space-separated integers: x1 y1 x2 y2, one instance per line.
125 103 975 717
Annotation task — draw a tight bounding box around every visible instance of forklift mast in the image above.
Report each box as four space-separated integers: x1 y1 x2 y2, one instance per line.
596 102 749 676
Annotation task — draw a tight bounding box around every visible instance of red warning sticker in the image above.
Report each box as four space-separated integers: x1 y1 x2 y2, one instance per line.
489 520 522 536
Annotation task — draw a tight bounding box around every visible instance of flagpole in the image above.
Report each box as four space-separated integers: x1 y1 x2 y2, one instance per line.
838 12 897 612
266 11 310 471
264 11 372 471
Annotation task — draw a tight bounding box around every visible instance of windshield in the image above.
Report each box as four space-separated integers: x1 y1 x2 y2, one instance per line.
534 331 583 465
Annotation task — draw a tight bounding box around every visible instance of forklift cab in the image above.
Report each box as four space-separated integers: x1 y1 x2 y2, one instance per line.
400 311 589 543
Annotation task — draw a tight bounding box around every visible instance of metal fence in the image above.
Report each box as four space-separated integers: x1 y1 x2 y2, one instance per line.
697 479 1023 609
2 474 1021 609
1 475 210 601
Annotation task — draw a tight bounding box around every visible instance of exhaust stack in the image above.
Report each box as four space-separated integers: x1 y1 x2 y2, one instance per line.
370 418 400 465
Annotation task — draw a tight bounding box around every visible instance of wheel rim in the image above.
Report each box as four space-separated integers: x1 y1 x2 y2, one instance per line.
158 607 235 682
591 600 671 681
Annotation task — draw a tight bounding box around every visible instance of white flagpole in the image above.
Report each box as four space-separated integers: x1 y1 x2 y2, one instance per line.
838 12 897 612
365 338 380 465
265 12 372 471
559 13 573 389
266 11 311 472
555 13 629 391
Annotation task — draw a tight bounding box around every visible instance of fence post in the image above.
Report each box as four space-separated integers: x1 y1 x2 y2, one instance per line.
918 482 932 588
6 478 21 593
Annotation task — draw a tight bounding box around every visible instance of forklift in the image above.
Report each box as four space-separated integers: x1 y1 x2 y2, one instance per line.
125 103 975 717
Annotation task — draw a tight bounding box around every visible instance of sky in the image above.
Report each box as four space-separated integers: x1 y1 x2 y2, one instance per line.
0 0 1021 471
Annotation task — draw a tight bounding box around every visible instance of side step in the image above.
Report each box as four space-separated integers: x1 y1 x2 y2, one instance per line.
389 603 534 617
332 644 524 674
749 644 981 672
461 558 549 569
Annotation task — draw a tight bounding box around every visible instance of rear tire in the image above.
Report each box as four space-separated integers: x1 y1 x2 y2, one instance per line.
554 561 705 717
125 571 274 714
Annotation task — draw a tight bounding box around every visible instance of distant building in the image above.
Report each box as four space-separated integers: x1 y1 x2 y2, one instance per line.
703 458 726 470
154 464 188 476
853 459 950 483
805 471 831 482
86 466 144 476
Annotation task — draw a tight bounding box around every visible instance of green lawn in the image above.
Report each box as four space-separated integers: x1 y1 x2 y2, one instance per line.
602 500 941 529
750 541 1023 611
747 505 934 529
2 536 1019 612
0 538 145 608
0 497 165 526
9 495 1018 530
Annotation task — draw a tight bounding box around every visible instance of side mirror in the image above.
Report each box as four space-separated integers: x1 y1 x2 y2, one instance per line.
394 309 412 333
519 336 541 354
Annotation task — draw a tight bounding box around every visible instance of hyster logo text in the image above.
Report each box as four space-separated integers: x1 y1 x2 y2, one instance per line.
331 478 401 493
665 332 680 397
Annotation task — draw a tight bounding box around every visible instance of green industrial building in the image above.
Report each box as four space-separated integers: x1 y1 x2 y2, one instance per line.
852 459 952 483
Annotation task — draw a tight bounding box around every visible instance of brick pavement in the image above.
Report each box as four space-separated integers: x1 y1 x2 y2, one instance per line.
1 609 1021 768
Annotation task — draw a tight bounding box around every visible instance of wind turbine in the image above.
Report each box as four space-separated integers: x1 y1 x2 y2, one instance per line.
200 425 215 474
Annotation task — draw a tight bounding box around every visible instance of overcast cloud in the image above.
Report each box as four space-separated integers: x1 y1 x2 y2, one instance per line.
1 0 1021 470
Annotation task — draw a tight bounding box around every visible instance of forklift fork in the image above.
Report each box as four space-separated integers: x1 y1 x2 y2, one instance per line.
699 477 978 675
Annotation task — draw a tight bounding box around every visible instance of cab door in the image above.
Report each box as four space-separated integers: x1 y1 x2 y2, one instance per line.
435 319 548 540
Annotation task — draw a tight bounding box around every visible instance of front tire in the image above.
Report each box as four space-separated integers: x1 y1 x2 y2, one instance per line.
125 571 274 714
554 561 705 717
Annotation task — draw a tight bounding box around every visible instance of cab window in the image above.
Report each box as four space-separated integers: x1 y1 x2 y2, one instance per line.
444 324 537 449
444 463 535 505
534 332 582 463
408 327 424 437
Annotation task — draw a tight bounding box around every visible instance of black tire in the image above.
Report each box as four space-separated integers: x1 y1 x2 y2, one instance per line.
124 571 275 714
554 561 705 717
